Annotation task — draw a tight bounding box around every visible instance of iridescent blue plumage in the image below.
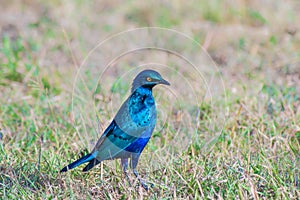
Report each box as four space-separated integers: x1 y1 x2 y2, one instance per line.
60 69 170 189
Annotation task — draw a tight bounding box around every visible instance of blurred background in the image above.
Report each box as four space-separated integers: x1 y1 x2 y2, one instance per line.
1 0 299 106
1 0 299 94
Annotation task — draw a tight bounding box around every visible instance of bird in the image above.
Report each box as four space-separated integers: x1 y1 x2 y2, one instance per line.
60 69 170 189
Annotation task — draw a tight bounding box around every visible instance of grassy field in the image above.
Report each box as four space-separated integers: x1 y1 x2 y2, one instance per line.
1 0 299 199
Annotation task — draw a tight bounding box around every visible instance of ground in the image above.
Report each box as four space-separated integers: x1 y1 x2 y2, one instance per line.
0 0 299 199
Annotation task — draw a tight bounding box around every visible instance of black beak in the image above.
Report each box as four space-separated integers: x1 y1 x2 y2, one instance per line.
160 78 170 86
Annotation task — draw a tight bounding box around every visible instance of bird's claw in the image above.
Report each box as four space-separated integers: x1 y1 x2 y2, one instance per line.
139 179 154 191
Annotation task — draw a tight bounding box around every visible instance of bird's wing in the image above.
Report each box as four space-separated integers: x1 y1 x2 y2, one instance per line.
93 120 144 161
92 95 154 161
92 120 116 152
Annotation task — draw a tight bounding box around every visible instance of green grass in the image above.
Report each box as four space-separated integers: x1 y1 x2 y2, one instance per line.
1 1 300 199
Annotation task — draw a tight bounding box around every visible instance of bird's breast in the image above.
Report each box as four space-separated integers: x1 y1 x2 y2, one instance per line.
129 94 156 126
114 89 157 138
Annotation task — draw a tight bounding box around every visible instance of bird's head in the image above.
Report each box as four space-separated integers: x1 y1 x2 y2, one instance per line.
131 69 170 92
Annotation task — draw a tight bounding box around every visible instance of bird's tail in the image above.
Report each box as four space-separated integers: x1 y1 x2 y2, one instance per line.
82 158 100 172
60 153 95 172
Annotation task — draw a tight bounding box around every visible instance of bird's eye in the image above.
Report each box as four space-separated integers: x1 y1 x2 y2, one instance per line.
146 77 152 82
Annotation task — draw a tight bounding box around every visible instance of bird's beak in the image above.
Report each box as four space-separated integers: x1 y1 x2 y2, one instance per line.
159 78 170 86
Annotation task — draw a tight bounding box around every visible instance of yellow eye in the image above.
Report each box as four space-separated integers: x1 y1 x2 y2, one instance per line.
146 77 152 82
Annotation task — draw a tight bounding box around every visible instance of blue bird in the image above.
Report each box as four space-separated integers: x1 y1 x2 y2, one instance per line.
60 69 170 189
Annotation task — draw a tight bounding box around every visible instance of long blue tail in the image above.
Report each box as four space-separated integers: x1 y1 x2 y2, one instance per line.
60 153 95 172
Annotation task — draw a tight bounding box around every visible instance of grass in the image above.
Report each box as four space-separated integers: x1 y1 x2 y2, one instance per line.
1 0 300 199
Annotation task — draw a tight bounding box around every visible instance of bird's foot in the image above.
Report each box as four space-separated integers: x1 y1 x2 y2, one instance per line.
139 179 154 191
123 171 133 187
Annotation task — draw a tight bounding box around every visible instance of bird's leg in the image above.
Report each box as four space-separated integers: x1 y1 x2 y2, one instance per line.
130 154 153 190
133 168 150 190
121 158 131 186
